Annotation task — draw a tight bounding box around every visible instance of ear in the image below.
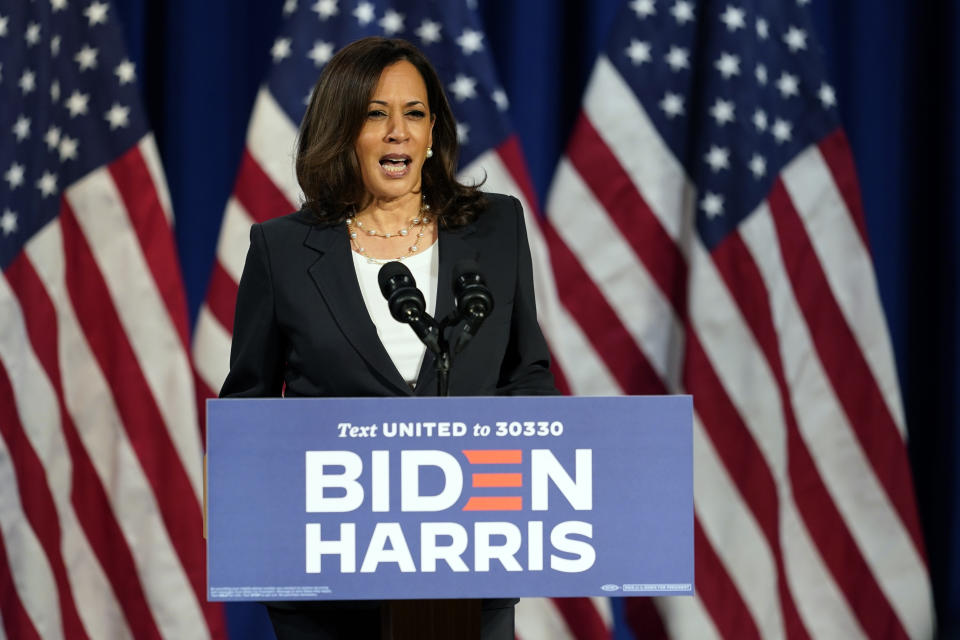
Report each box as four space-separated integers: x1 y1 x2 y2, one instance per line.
429 114 436 148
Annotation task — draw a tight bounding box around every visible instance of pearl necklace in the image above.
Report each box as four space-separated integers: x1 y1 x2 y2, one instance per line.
347 202 432 264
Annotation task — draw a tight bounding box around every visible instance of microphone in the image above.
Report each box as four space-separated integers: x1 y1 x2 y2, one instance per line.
452 259 494 353
378 261 441 354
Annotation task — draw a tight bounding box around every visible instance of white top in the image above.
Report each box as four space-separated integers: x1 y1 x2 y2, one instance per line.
352 242 439 385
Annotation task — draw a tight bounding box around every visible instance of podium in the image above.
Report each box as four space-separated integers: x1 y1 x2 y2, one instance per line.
205 395 693 638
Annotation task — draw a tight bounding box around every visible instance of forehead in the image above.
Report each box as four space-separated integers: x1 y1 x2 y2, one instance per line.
370 60 429 103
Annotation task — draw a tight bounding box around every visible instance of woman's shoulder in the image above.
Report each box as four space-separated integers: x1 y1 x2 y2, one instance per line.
471 191 522 228
258 207 337 236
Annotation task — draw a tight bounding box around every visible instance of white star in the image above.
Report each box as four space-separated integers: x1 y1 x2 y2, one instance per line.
65 90 90 117
19 69 36 94
415 19 442 44
283 0 297 15
630 0 656 18
4 163 25 190
671 0 695 24
448 74 477 101
84 1 109 26
626 39 652 66
776 71 799 98
665 46 690 71
312 0 338 19
491 88 509 111
353 2 375 25
116 59 136 84
51 80 60 102
379 9 404 35
720 5 746 31
772 118 792 143
45 126 61 149
104 103 130 130
704 145 730 172
271 37 292 62
700 192 724 218
307 40 333 66
0 15 8 37
784 26 808 53
51 35 61 56
58 135 79 161
456 28 484 55
37 172 58 198
12 115 30 141
26 22 41 46
51 0 69 11
755 63 768 85
749 153 766 178
0 209 17 236
456 122 470 144
709 98 735 125
715 52 740 78
819 83 837 108
756 17 769 39
75 44 99 70
753 108 768 131
659 92 684 118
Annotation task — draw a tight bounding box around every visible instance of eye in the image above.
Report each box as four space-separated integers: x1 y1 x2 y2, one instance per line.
366 109 387 119
405 109 426 119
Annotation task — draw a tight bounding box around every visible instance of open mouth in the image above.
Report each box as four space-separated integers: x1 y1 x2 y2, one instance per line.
379 154 412 177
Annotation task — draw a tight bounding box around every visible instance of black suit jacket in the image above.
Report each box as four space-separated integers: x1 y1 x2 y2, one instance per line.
220 192 556 399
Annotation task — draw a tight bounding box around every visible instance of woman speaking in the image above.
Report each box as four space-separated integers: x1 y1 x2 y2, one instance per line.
220 36 557 639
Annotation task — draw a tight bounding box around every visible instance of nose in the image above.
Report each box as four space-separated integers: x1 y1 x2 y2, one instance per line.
385 115 409 142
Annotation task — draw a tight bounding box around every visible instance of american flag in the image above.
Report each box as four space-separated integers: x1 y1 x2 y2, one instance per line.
540 0 934 637
194 1 934 640
0 1 224 639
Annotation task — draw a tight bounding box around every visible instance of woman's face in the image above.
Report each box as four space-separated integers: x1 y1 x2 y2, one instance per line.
354 60 435 204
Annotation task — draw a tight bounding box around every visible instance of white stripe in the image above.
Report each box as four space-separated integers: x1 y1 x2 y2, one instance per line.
25 222 211 640
547 159 684 388
516 598 575 640
692 415 784 638
589 597 613 630
740 203 933 639
0 434 64 640
192 305 233 396
217 197 255 283
584 55 697 244
248 88 302 209
138 134 174 226
64 169 203 502
780 147 906 434
656 595 721 640
461 151 615 396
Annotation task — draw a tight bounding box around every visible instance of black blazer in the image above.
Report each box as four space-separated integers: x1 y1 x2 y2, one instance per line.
220 192 556 399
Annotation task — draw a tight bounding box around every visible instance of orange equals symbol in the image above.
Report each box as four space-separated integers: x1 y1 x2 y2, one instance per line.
462 450 523 511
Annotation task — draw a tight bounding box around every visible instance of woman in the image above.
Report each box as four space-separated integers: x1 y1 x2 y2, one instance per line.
221 36 556 639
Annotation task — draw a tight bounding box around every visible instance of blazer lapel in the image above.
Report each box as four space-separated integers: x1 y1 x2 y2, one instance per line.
303 223 412 396
414 226 478 396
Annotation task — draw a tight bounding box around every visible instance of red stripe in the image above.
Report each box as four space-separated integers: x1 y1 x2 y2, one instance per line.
566 113 688 318
684 332 810 640
768 179 926 560
233 150 297 223
0 360 89 640
59 204 225 637
0 524 42 640
712 232 908 638
817 129 870 252
623 599 667 639
496 136 542 214
205 261 239 334
694 519 762 640
551 598 610 639
195 367 217 445
6 254 164 640
107 146 191 350
542 223 665 395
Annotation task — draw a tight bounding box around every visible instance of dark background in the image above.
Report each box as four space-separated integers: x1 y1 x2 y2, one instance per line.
110 0 958 637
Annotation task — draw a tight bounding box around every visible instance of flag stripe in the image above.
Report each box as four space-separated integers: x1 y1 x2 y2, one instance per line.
692 517 761 640
816 131 869 251
193 305 233 397
206 261 239 335
655 595 721 640
5 255 162 640
0 515 43 640
246 89 302 206
624 598 668 639
768 179 923 555
107 144 191 350
137 135 174 225
516 598 576 640
58 205 211 638
235 151 298 224
551 597 610 639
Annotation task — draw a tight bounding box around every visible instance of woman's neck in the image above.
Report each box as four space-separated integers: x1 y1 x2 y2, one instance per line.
355 192 423 230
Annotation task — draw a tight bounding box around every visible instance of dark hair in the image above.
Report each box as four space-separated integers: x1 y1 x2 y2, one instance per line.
296 37 485 228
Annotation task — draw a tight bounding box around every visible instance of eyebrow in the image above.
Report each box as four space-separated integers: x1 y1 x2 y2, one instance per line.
368 99 426 108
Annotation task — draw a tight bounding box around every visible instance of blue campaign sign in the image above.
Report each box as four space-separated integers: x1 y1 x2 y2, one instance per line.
206 395 693 601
